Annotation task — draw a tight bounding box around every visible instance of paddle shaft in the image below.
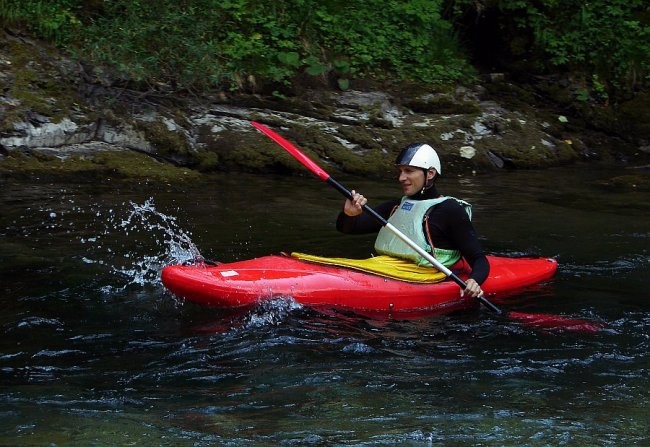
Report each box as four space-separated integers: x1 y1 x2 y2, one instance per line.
251 121 502 315
327 177 503 315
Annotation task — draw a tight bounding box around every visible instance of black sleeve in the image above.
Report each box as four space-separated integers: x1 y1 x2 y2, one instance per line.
426 200 490 284
336 199 400 235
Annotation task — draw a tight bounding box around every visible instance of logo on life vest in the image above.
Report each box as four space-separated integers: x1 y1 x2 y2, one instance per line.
401 201 414 211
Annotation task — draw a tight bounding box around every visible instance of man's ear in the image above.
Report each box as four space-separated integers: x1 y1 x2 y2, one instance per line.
427 169 437 180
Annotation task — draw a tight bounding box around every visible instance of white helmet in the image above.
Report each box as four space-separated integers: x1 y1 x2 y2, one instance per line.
395 143 442 174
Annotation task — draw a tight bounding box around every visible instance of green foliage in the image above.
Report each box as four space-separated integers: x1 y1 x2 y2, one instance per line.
308 0 472 83
514 0 648 95
0 0 81 44
448 0 650 99
0 0 474 92
3 0 649 99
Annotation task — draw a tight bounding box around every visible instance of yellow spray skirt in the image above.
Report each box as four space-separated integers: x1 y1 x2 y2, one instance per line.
291 252 447 283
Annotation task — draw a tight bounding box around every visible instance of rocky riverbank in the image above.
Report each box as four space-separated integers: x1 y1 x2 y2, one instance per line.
1 29 648 186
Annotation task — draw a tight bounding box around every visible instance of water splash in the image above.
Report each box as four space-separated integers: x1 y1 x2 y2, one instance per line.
121 198 199 261
189 297 304 335
81 197 202 291
243 297 303 329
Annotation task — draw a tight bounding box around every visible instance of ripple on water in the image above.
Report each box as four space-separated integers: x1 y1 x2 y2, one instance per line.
1 172 649 446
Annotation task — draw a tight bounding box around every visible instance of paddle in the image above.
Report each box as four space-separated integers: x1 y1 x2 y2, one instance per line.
251 120 601 333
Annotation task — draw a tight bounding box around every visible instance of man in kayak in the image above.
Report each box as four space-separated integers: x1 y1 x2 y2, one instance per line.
336 142 489 299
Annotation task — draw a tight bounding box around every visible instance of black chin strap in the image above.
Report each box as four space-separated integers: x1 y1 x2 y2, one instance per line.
420 169 436 194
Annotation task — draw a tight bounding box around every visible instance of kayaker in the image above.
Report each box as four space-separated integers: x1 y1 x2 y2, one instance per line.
336 142 489 298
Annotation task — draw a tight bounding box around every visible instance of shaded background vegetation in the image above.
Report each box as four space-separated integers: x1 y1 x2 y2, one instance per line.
1 0 648 103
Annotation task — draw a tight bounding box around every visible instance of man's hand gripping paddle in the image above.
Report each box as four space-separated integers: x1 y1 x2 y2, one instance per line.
252 121 601 333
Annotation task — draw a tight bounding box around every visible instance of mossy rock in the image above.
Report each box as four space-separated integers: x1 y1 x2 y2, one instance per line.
197 128 307 174
2 36 91 129
136 119 191 157
473 135 578 169
597 173 650 192
403 95 481 115
0 149 201 182
617 93 650 142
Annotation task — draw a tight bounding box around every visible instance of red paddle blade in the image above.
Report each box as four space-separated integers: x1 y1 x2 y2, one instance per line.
251 121 331 181
507 311 603 333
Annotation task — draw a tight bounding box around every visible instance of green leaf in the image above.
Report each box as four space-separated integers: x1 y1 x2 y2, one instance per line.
333 59 350 74
277 51 301 67
306 62 327 76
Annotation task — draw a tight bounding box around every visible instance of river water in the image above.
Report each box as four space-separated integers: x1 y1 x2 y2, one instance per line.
1 164 648 446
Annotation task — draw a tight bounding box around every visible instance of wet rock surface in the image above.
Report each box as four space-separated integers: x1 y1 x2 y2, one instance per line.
1 30 648 182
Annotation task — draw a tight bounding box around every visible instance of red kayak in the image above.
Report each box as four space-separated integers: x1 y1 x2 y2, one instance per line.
161 254 558 316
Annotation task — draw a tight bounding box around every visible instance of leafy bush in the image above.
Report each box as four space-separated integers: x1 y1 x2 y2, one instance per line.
6 0 647 99
0 0 474 92
309 0 471 83
448 0 650 99
0 0 81 43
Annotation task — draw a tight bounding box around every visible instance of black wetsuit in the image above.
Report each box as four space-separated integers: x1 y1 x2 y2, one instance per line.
336 185 490 284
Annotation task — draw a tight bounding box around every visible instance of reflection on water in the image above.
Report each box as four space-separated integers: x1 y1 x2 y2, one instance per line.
0 165 649 445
